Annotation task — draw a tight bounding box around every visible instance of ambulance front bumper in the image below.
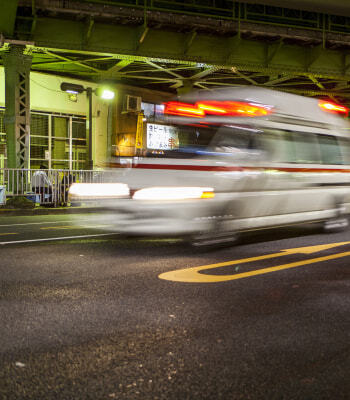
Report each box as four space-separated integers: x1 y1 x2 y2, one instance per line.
107 199 218 236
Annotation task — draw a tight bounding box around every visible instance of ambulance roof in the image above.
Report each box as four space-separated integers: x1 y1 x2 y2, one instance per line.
178 86 350 129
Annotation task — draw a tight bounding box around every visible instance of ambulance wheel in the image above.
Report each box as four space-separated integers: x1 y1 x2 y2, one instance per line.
323 202 349 233
190 206 239 250
323 216 349 233
190 231 239 250
190 216 239 250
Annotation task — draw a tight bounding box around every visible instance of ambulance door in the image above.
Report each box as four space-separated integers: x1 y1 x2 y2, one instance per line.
286 131 336 214
316 134 350 211
250 129 297 218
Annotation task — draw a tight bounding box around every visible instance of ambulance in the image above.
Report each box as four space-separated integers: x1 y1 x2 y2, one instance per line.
69 87 350 247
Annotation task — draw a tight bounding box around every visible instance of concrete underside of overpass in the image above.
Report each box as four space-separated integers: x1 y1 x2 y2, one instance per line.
1 0 350 105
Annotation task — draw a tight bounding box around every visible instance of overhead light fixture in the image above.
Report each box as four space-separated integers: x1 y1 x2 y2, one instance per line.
60 82 115 100
60 81 116 170
60 82 85 94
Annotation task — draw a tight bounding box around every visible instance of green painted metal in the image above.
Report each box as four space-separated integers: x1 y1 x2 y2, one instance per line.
57 0 350 35
2 45 32 170
0 0 18 37
3 0 350 109
24 18 350 81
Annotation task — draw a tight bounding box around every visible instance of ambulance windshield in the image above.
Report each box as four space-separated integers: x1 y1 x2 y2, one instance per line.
145 123 260 158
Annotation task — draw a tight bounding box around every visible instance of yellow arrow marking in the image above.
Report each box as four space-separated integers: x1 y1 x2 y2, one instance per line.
159 241 350 283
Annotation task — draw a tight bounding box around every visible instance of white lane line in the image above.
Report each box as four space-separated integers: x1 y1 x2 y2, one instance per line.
0 219 91 227
0 233 117 245
40 224 113 230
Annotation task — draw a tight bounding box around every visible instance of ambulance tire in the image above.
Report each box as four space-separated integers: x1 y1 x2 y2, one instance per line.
190 231 239 251
190 210 239 250
322 202 349 233
322 216 349 233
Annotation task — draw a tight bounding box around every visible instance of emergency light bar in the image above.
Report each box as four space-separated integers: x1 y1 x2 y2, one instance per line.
318 100 348 117
164 100 273 118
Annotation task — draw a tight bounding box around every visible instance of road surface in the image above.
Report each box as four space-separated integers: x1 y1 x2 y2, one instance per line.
0 213 349 399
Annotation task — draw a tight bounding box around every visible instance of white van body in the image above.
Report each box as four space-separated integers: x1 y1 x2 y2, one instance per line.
71 87 350 246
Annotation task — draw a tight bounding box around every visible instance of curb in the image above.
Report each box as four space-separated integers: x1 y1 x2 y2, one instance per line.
0 207 102 216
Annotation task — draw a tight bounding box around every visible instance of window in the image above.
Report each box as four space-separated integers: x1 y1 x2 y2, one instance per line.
210 125 256 152
141 102 164 123
292 132 320 164
337 138 350 164
317 135 343 165
0 109 87 170
256 129 295 162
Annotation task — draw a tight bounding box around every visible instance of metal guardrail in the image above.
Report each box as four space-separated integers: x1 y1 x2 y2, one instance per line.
0 168 113 207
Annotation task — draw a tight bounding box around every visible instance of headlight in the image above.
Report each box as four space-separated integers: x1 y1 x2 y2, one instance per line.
68 183 129 199
132 187 215 201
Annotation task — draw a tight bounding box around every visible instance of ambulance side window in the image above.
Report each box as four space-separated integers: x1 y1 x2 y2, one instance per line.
337 138 350 165
292 132 321 164
256 130 296 162
210 126 255 152
317 135 343 165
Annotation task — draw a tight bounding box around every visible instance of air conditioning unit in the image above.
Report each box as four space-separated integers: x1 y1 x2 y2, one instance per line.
124 95 141 112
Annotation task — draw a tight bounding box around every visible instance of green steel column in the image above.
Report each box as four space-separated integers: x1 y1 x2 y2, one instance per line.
3 45 32 169
86 87 93 170
177 81 194 96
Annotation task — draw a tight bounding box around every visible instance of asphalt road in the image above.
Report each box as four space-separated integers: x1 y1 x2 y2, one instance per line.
0 213 349 399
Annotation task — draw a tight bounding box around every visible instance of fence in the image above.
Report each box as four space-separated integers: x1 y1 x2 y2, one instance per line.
0 168 114 207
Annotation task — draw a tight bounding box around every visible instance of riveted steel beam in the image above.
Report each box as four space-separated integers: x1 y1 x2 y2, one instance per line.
25 17 350 83
83 17 94 47
264 75 293 86
184 30 197 56
3 45 32 170
42 49 102 73
265 39 283 68
100 59 133 79
231 67 258 85
0 0 18 37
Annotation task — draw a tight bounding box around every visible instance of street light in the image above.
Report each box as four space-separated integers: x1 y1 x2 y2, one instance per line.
60 82 115 169
97 87 115 100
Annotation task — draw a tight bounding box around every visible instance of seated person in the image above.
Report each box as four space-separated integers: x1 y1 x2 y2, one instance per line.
31 165 53 201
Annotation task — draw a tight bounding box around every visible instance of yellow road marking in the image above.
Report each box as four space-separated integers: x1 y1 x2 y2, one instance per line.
0 233 17 236
159 241 350 283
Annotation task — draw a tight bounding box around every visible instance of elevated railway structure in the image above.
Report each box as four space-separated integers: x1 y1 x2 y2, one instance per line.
2 0 350 168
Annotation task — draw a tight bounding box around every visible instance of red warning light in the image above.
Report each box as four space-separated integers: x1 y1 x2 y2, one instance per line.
164 100 273 118
164 102 205 118
318 100 348 117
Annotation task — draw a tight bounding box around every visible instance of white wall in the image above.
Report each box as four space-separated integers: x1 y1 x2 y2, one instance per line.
0 67 109 167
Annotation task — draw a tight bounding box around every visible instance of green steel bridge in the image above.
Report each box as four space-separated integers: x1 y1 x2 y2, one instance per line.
2 0 350 100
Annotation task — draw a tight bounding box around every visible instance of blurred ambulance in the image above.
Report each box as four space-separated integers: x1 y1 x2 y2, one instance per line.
69 87 350 247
